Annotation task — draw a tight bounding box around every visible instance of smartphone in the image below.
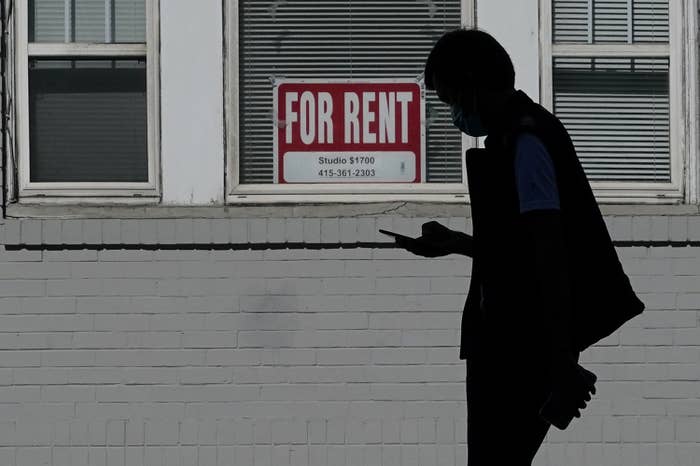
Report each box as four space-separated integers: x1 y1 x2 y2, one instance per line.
378 229 416 242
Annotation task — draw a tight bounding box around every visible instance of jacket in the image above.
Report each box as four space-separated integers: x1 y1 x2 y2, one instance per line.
459 89 645 360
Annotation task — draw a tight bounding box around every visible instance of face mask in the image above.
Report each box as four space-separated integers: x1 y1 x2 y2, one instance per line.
451 104 488 137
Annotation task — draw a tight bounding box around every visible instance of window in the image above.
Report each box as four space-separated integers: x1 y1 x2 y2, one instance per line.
15 0 160 202
227 0 475 203
540 0 692 203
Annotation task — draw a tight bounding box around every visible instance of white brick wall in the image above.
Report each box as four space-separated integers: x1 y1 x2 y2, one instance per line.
0 216 698 465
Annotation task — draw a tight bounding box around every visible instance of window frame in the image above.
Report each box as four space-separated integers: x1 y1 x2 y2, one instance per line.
539 0 698 204
13 0 161 203
225 0 476 204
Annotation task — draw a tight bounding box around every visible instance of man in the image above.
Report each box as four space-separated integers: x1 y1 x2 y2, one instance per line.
392 28 644 465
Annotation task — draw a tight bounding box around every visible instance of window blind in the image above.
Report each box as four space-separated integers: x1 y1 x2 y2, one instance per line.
238 0 462 184
28 59 148 182
553 0 669 43
26 2 148 184
553 57 670 182
29 0 145 43
552 0 670 183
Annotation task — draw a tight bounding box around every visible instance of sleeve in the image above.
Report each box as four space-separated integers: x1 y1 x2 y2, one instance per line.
514 133 561 213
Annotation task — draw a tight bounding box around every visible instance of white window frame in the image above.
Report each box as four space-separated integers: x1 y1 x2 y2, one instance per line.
539 0 699 204
225 0 476 204
13 0 161 204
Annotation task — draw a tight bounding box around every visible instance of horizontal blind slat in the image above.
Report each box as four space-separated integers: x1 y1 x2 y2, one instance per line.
553 56 670 182
553 0 669 44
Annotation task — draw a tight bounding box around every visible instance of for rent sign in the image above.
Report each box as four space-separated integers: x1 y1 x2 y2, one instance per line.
273 79 425 183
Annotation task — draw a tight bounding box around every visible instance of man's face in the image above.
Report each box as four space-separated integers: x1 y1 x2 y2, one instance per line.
431 73 475 110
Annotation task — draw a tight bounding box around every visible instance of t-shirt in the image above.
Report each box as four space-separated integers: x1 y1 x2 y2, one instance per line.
514 132 560 213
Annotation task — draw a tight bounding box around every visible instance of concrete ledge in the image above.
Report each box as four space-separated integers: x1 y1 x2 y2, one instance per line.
5 202 700 220
5 202 471 219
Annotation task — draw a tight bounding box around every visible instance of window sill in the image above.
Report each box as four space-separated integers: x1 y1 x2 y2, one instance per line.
4 201 471 219
4 201 700 220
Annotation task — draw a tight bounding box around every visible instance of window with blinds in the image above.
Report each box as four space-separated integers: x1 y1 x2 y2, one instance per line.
238 0 463 184
27 0 147 183
30 0 145 43
553 0 668 43
552 0 670 183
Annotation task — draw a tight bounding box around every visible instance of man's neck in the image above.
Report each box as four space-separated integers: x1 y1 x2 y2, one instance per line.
483 88 518 132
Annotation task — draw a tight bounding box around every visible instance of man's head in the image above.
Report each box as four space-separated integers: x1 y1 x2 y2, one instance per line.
424 28 516 133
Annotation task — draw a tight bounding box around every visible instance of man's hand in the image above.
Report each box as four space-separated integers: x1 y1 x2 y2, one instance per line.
539 352 597 430
394 221 473 258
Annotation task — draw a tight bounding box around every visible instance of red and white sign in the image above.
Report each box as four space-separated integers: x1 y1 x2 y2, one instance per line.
273 79 425 183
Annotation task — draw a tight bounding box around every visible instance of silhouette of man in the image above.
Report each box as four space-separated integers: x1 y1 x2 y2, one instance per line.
391 28 644 465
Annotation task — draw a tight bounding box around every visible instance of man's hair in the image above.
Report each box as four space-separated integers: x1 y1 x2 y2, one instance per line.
424 28 515 92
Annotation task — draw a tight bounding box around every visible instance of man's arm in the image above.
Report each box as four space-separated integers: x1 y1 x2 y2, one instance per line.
519 208 574 355
513 133 572 352
514 133 595 428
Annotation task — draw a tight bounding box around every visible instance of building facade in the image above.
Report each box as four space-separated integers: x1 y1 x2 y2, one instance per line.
0 1 698 465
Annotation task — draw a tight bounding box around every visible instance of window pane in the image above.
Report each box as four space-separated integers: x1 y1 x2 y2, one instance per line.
29 0 146 43
75 0 105 42
114 0 146 42
238 0 462 184
553 0 669 44
553 57 670 182
29 58 148 183
29 0 64 42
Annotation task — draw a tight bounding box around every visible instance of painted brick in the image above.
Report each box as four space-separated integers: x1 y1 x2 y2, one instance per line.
632 216 652 241
248 219 267 244
152 219 175 244
320 218 340 243
81 219 102 245
376 277 430 294
0 214 697 466
688 216 700 240
669 216 689 242
230 219 248 243
356 217 376 243
267 218 285 243
41 219 61 244
192 219 212 243
20 220 42 245
0 280 45 297
301 218 320 243
210 218 230 243
145 419 179 445
611 216 633 241
284 218 303 243
339 218 357 243
448 217 467 234
174 219 194 243
641 310 697 327
676 418 700 442
3 220 19 245
102 219 121 244
677 294 700 309
120 220 140 244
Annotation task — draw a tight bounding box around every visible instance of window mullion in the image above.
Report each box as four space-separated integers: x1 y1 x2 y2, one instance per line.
627 0 633 44
587 0 593 43
28 43 147 57
105 0 113 43
552 43 670 57
64 0 74 42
